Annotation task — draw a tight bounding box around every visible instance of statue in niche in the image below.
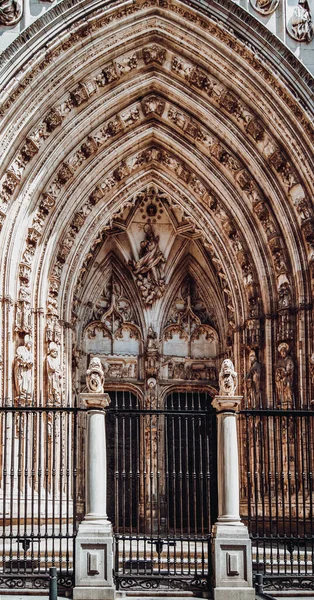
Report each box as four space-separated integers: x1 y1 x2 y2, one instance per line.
219 358 237 397
14 335 33 400
146 326 160 378
289 0 313 42
245 350 262 407
15 284 32 333
47 342 62 404
278 282 292 309
86 357 105 393
250 0 279 15
145 377 157 409
275 343 294 409
130 223 166 305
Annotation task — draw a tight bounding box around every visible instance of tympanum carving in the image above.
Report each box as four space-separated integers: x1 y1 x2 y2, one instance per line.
129 223 166 305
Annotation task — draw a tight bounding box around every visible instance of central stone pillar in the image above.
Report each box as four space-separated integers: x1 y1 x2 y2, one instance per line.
211 395 255 600
73 393 115 600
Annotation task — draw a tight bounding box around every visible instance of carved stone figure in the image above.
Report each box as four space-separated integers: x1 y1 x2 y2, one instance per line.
86 357 105 393
278 282 292 309
15 284 32 333
250 0 279 14
130 223 166 305
219 358 237 396
275 343 294 409
245 350 262 407
288 0 313 42
0 0 22 25
47 342 62 404
145 377 157 409
14 335 33 400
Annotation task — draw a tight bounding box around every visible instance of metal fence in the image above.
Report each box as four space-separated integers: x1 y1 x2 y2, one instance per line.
240 406 314 591
0 398 77 591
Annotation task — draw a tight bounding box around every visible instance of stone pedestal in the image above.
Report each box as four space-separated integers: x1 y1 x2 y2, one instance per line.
211 396 255 600
73 393 115 600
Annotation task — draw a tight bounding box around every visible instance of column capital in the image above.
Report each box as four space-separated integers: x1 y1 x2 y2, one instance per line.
212 395 243 413
80 392 111 410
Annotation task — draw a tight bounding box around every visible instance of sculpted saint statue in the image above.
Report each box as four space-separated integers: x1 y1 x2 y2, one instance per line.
47 342 62 404
289 0 313 42
245 350 262 407
14 335 33 400
275 343 294 409
219 358 237 397
130 223 166 305
86 357 105 393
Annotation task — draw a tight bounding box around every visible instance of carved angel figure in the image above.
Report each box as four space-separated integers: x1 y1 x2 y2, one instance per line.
86 357 105 393
14 335 33 400
250 0 279 15
275 343 294 409
47 342 62 404
219 358 237 397
0 0 22 25
289 0 313 42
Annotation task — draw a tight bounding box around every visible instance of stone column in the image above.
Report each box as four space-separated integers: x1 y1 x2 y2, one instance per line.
73 393 115 600
211 395 255 600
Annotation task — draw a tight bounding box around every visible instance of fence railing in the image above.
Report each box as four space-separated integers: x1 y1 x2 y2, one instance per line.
240 406 314 591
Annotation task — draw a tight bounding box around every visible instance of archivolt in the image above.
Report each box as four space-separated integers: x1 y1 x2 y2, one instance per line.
0 0 313 400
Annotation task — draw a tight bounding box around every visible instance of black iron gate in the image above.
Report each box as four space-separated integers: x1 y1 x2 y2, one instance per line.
240 406 314 592
0 399 77 591
107 389 217 594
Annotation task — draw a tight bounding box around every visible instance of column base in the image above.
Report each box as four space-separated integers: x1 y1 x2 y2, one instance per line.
73 519 115 600
211 521 255 600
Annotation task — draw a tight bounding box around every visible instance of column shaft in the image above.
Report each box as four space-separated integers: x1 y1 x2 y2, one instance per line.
86 410 107 519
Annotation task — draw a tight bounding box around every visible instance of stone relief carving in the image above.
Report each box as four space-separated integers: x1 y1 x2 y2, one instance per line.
0 0 22 26
86 357 105 393
245 350 262 407
47 342 62 404
129 223 166 305
14 335 33 400
287 0 313 42
275 343 294 409
219 358 237 396
101 357 137 379
250 0 279 15
166 360 217 381
46 298 62 345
